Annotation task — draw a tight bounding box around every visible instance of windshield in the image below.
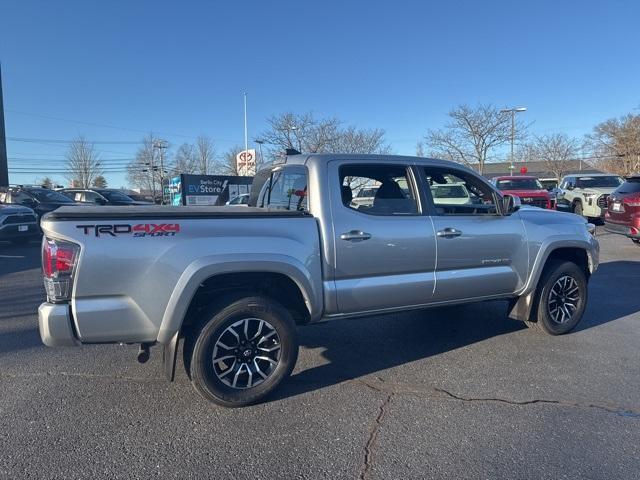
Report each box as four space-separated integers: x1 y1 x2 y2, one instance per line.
496 178 543 190
431 185 468 198
102 191 134 202
576 176 623 188
28 189 74 203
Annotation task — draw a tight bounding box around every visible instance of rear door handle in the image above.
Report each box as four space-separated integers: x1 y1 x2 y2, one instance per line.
436 227 462 238
340 230 372 241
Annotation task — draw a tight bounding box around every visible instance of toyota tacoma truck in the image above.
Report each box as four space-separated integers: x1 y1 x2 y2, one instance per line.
38 154 599 407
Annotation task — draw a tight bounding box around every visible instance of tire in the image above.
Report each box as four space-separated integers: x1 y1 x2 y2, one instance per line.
527 260 588 335
572 201 583 217
186 295 298 407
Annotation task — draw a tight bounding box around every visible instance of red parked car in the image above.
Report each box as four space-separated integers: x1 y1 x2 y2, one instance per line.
604 175 640 245
490 175 554 209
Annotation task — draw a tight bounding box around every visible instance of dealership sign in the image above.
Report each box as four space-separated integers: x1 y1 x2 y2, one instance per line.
168 174 253 206
236 149 257 176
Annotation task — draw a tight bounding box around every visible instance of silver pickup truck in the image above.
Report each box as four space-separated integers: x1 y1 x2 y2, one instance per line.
38 154 599 406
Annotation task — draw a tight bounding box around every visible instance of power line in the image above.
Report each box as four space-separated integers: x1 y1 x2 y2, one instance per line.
7 109 198 140
7 136 142 145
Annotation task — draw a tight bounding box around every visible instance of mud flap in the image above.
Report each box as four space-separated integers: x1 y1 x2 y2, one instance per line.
162 332 180 381
508 291 535 323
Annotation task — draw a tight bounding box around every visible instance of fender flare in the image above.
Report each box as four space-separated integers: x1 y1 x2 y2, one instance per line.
518 237 596 297
156 253 321 344
509 237 596 322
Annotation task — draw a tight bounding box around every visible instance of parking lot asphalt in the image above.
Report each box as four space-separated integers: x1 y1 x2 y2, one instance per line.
1 230 639 480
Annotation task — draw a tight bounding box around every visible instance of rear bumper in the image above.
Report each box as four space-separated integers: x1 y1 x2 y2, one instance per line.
38 303 80 347
604 221 640 238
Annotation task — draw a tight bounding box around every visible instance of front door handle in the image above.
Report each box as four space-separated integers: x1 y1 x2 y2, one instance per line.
340 230 372 241
436 227 462 238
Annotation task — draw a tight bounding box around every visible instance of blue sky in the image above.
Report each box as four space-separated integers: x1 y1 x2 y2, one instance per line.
1 0 639 187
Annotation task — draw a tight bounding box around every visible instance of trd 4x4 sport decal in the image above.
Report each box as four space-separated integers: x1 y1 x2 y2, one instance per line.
76 223 180 237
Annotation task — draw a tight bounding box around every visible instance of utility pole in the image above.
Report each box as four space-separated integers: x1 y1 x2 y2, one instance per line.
154 140 168 204
500 107 527 176
0 63 8 187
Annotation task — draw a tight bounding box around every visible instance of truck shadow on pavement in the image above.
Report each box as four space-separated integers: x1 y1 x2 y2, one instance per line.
273 259 640 401
273 301 523 401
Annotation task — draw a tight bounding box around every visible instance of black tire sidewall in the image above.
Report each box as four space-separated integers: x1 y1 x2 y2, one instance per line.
536 261 588 335
190 296 298 407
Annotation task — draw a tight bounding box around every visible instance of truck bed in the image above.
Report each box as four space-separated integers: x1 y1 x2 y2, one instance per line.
44 205 309 221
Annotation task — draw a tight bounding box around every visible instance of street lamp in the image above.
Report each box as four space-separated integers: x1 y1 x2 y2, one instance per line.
254 139 265 167
500 107 527 176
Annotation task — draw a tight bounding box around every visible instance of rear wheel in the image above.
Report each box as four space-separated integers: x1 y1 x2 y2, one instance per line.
186 296 298 407
526 260 588 335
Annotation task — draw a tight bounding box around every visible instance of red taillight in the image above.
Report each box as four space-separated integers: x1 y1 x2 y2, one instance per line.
42 238 80 302
43 240 55 277
55 247 75 272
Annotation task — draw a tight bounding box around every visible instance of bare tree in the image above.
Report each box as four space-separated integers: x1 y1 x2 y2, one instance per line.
424 104 527 174
126 134 166 198
65 136 103 188
261 112 390 158
40 176 53 189
174 143 197 174
92 175 108 188
195 135 216 174
215 145 244 175
332 126 391 154
524 134 580 181
587 114 640 176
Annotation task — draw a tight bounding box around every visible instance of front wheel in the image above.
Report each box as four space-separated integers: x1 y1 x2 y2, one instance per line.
572 201 583 217
186 296 299 407
528 260 588 335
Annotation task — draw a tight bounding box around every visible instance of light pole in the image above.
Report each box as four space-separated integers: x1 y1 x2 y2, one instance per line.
500 107 526 176
287 125 301 152
254 139 265 169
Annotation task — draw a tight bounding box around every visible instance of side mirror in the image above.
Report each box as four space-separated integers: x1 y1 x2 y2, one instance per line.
502 194 521 214
566 184 574 191
21 198 37 208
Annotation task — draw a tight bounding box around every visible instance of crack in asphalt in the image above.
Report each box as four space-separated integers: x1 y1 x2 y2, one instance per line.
433 387 640 419
359 392 393 480
2 371 639 419
355 377 640 419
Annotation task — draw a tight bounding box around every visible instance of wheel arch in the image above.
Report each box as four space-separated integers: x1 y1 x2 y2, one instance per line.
156 254 322 345
509 242 594 323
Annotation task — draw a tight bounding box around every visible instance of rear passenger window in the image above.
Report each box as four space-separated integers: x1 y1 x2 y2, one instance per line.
339 164 419 215
266 167 308 211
